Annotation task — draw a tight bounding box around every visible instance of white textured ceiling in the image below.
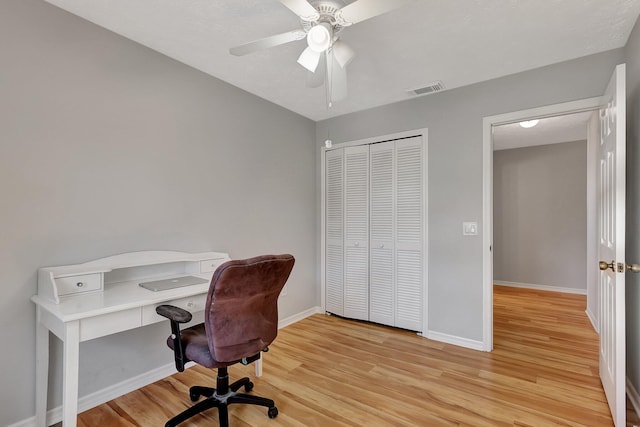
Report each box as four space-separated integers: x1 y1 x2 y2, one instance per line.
493 111 593 151
43 0 640 121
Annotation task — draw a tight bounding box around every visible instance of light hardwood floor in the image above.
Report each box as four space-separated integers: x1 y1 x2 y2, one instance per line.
75 286 634 426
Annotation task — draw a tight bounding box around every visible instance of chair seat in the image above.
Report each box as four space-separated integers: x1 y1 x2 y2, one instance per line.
167 324 239 368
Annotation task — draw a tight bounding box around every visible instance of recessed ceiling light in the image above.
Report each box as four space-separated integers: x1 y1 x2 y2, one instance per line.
519 120 539 128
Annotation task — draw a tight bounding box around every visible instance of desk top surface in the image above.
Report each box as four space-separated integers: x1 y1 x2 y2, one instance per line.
33 250 228 321
32 276 212 321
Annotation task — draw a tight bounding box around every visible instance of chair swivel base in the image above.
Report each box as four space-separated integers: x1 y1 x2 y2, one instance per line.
165 372 278 427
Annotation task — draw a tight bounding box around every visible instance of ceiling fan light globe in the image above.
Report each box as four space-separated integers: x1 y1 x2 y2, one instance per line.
307 23 332 53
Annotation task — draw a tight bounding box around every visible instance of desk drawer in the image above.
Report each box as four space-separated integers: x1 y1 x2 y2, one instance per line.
200 258 226 274
80 308 141 341
57 273 102 296
142 294 208 326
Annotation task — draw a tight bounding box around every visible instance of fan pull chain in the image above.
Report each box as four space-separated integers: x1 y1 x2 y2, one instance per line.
325 51 333 109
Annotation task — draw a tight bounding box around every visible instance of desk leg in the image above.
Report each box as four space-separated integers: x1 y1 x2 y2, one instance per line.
35 309 49 427
62 321 80 427
255 354 263 377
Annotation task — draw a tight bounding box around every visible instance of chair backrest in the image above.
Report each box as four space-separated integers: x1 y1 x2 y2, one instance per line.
204 254 295 362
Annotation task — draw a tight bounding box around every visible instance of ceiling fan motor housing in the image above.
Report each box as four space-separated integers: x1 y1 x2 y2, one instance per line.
301 1 346 38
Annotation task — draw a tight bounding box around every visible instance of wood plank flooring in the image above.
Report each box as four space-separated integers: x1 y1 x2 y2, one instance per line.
75 287 627 426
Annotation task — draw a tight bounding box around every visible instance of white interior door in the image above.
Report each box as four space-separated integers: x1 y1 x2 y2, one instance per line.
394 137 425 331
369 141 396 326
598 63 626 427
344 145 370 320
325 148 344 316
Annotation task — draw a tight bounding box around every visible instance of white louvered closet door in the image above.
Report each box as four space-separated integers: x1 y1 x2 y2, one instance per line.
344 145 370 321
325 148 344 316
324 135 425 330
369 141 395 326
395 137 424 331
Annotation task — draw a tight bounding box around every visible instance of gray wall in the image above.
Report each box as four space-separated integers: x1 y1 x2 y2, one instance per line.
625 15 640 407
493 141 587 291
317 49 624 341
0 1 316 425
3 0 639 424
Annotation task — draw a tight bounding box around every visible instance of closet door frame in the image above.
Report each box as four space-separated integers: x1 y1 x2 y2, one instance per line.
321 128 429 335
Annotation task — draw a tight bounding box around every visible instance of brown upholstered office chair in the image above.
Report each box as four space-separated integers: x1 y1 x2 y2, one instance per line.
156 254 295 427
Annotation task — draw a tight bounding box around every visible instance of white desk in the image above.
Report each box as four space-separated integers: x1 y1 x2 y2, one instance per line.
31 250 265 427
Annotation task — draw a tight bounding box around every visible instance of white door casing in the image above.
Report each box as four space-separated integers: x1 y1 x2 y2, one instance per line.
483 96 610 353
598 63 626 427
321 128 428 334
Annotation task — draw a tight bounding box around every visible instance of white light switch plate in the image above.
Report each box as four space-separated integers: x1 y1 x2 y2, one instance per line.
463 222 478 236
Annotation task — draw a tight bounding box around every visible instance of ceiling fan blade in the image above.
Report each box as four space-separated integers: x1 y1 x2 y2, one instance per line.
297 47 322 72
332 40 355 68
229 29 306 56
337 0 413 26
327 51 347 103
306 54 326 88
279 0 319 21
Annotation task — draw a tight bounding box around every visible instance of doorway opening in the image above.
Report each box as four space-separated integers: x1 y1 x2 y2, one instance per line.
492 110 597 326
482 64 627 427
481 97 602 352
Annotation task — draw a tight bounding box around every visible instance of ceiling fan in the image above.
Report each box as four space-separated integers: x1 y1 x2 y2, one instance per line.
229 0 413 106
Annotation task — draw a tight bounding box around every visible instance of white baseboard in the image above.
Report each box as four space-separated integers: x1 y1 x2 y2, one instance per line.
627 377 640 423
494 280 587 295
7 416 34 427
426 330 485 351
278 306 323 329
11 306 322 427
10 362 183 427
7 417 33 427
585 307 599 333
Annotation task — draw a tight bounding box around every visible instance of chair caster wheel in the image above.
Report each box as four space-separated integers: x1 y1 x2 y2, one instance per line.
268 406 278 419
189 390 200 402
245 381 254 392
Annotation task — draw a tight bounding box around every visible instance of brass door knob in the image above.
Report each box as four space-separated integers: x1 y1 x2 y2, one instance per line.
599 260 615 271
627 264 640 273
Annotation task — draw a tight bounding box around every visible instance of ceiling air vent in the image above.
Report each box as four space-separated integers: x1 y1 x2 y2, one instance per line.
407 81 445 96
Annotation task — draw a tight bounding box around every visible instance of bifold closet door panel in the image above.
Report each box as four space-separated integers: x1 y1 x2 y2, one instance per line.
324 136 424 330
395 137 424 332
325 148 344 316
369 141 395 326
344 145 369 321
